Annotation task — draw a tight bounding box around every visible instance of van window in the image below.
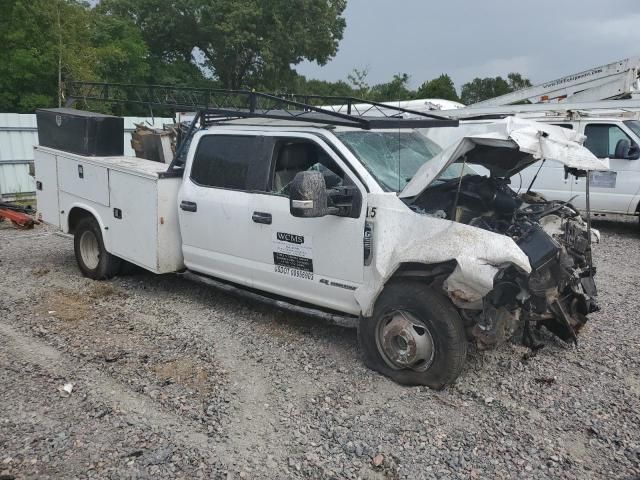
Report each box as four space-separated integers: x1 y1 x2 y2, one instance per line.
584 124 634 158
552 123 573 129
190 135 268 190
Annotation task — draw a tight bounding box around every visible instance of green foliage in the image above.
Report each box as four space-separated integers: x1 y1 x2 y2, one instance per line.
1 0 85 111
289 75 354 99
100 0 347 90
460 73 533 105
0 0 150 112
368 73 414 102
347 68 370 97
416 74 459 102
90 12 149 84
0 0 532 114
507 72 532 91
460 77 509 105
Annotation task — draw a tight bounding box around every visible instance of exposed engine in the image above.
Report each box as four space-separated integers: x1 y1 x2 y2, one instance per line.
411 175 599 348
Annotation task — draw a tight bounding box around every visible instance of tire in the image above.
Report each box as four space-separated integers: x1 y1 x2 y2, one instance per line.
358 280 467 389
73 216 121 280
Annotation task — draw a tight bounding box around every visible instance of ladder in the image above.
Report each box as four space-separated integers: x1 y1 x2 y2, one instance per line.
471 57 640 107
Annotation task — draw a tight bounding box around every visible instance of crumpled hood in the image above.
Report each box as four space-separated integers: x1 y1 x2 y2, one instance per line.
400 117 609 199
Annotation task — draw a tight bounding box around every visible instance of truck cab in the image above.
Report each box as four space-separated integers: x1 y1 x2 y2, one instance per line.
177 123 375 315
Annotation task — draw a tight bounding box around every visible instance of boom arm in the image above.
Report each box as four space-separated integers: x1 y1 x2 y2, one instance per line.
472 57 640 107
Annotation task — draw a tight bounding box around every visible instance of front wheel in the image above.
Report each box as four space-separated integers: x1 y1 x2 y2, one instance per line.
73 216 121 280
358 281 467 389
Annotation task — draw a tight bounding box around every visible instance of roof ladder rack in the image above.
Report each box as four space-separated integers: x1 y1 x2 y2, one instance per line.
64 81 460 175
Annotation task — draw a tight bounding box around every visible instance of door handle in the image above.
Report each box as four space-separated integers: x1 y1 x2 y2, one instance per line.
180 200 197 212
252 211 272 224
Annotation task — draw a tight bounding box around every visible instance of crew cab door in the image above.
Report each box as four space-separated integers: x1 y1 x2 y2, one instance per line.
247 133 367 315
178 133 271 287
573 121 640 213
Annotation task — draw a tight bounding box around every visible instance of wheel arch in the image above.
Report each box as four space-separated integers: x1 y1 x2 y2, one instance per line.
360 260 458 317
66 205 111 251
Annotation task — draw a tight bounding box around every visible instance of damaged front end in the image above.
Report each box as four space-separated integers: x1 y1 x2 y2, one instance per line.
410 173 599 349
393 119 608 349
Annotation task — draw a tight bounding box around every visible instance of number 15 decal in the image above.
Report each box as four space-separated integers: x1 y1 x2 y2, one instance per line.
367 206 377 218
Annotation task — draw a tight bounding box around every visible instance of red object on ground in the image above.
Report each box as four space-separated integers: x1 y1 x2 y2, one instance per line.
0 208 37 229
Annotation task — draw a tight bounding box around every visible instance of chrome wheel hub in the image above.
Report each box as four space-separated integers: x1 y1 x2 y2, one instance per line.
377 311 435 371
79 230 100 270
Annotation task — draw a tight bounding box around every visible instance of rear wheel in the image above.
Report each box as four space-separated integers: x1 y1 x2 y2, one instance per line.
358 281 467 389
73 216 121 280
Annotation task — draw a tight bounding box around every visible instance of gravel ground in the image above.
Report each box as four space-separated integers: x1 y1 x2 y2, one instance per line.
1 217 639 479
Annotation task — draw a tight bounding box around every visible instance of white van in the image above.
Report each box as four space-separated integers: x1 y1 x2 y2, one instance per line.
424 115 640 221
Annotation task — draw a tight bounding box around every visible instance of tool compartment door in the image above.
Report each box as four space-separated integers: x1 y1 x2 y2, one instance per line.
57 156 110 206
108 170 159 271
34 149 61 227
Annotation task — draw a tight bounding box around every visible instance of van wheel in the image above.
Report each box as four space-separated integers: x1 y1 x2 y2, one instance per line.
358 281 467 389
73 217 121 280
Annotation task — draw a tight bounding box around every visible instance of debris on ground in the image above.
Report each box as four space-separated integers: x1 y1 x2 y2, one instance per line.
0 220 638 479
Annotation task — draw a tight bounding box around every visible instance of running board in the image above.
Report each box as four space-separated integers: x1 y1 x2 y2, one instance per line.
180 270 358 329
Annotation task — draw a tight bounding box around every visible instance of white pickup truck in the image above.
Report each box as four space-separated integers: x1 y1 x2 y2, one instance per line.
35 105 606 389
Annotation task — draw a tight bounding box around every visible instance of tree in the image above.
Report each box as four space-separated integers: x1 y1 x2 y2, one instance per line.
0 0 91 111
347 67 370 97
289 74 354 98
101 0 347 90
90 11 149 85
415 74 459 101
507 72 532 91
368 73 413 102
460 72 532 105
0 0 151 112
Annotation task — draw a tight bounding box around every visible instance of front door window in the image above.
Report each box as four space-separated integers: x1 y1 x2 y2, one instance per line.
584 124 635 159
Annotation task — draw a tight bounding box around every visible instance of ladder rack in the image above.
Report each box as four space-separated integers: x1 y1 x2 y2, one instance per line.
64 81 459 175
65 82 459 130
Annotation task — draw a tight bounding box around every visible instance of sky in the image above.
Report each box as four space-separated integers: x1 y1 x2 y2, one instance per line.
296 0 640 91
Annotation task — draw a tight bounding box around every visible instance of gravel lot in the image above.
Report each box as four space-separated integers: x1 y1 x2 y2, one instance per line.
1 217 639 479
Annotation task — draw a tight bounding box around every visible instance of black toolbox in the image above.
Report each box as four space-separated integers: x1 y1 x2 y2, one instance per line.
36 108 124 156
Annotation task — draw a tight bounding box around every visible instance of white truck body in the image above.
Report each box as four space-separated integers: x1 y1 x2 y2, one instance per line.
35 147 184 273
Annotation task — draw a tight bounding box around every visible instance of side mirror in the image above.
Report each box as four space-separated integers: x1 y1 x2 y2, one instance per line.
628 142 640 160
289 171 329 218
614 138 631 159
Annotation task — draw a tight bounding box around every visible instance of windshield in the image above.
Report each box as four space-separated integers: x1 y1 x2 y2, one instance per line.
624 120 640 138
336 130 442 191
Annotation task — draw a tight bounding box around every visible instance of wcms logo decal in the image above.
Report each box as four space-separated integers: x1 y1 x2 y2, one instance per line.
276 232 305 244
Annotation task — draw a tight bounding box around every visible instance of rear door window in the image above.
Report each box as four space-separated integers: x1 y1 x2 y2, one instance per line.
190 135 269 190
